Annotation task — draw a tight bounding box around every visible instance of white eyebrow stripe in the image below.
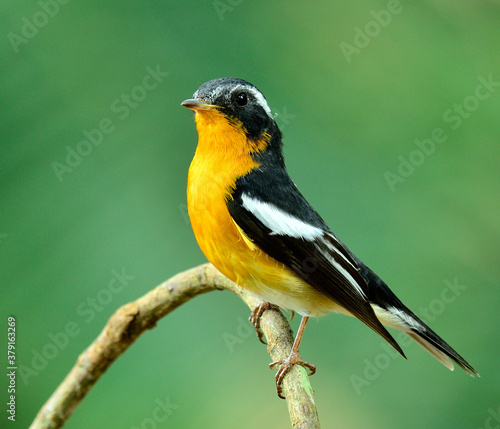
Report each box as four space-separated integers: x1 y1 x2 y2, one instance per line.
237 85 273 117
241 194 324 240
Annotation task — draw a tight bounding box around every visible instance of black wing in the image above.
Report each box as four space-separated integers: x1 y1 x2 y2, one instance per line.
227 166 404 357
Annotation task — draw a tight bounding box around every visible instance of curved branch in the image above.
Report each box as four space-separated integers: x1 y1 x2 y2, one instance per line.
30 263 320 429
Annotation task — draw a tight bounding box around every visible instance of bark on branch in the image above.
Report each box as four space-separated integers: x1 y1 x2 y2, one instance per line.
30 263 320 429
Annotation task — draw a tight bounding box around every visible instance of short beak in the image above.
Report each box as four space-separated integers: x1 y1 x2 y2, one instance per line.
181 99 219 111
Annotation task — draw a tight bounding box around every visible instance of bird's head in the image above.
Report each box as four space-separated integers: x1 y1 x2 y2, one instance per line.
182 78 281 146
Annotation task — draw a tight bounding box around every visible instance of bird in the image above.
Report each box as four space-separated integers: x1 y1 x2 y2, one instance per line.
181 77 478 398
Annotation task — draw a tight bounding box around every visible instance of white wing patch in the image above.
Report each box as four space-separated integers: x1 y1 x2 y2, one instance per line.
316 242 367 299
241 194 367 298
323 233 359 268
241 194 323 240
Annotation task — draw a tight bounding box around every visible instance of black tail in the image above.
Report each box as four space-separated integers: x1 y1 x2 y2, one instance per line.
353 256 478 376
399 304 479 376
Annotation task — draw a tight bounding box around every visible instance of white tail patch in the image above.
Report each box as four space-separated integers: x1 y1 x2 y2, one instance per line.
372 304 424 331
372 304 456 371
406 331 455 371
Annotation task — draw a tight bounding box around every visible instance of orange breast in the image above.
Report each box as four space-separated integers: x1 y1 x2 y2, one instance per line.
187 109 265 282
187 110 338 316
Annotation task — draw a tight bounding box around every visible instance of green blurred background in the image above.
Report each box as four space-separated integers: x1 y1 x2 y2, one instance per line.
1 1 499 428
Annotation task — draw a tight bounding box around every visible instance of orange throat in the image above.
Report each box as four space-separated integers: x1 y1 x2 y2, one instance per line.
187 109 264 265
186 110 337 316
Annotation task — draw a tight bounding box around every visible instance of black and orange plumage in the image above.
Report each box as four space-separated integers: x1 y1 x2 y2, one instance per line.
182 77 478 398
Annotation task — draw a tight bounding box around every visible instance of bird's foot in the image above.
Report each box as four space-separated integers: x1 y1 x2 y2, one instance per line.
269 351 316 399
249 302 280 344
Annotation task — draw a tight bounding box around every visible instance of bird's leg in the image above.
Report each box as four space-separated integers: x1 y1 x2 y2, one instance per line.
249 301 280 344
269 316 316 399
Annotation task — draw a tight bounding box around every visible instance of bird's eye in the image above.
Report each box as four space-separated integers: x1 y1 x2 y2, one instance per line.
235 92 248 106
